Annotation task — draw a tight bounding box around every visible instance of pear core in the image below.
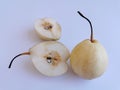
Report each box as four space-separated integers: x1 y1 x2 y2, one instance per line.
42 22 53 30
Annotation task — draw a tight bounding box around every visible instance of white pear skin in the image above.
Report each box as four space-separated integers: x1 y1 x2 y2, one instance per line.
34 18 61 40
70 39 108 79
29 41 70 76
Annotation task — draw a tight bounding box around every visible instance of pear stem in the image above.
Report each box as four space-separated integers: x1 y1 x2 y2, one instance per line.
77 11 94 42
8 52 30 69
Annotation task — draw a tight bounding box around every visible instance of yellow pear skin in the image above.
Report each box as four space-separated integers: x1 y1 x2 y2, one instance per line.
70 39 108 79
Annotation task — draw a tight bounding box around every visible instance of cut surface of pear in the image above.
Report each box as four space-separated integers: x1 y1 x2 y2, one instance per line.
29 41 70 76
70 39 108 79
34 18 61 40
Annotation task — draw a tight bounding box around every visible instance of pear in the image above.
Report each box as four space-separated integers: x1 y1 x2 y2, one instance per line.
34 18 61 40
70 11 108 80
9 41 70 76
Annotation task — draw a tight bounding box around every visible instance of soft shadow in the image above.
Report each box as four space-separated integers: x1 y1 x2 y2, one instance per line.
23 58 90 86
23 59 47 77
26 28 44 44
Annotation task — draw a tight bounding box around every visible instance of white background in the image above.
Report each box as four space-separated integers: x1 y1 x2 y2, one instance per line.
0 0 120 90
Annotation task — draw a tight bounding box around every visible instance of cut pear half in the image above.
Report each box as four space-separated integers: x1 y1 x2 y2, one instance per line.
9 41 70 77
34 18 61 40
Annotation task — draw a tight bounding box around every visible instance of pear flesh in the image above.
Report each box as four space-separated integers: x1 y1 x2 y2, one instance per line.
34 18 61 40
29 41 70 76
70 39 108 79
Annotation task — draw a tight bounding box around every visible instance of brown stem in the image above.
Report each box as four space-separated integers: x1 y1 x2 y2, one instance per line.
8 52 30 68
77 11 94 42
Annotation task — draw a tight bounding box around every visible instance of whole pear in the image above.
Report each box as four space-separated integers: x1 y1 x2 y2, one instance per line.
70 11 108 80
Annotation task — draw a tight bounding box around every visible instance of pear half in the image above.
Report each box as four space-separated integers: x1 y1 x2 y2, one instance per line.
34 18 61 40
9 41 70 77
30 41 70 76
